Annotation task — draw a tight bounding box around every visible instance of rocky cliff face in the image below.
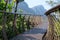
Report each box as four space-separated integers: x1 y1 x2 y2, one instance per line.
32 5 46 15
17 2 46 16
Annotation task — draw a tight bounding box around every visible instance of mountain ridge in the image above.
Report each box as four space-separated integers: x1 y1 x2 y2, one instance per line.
17 2 46 15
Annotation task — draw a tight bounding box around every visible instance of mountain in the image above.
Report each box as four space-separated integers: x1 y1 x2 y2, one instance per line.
32 5 46 15
12 1 46 16
17 1 35 14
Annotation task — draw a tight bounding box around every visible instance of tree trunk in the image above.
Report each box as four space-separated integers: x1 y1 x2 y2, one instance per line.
13 2 19 35
2 0 8 40
22 16 25 32
13 14 19 35
2 13 8 40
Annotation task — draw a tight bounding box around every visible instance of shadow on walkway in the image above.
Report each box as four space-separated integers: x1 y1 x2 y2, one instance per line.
24 28 47 34
12 36 40 40
11 27 47 40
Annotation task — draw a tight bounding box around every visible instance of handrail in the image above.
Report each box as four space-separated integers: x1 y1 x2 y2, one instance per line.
0 10 42 16
45 5 60 15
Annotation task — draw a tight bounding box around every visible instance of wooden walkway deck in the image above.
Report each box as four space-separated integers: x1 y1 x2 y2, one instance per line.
11 16 48 40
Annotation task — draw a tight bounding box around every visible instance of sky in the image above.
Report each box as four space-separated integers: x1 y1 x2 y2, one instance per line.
24 0 51 10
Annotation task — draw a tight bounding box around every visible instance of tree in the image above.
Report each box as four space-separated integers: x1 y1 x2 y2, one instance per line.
0 0 33 39
1 0 8 40
12 0 24 35
46 0 60 6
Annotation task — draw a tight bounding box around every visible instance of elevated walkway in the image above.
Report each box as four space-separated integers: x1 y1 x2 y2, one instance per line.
11 16 48 40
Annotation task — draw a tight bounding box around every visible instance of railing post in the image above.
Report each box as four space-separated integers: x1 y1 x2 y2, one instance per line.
27 16 30 30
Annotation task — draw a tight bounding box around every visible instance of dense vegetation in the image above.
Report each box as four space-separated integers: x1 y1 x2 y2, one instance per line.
0 0 33 40
53 10 60 36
